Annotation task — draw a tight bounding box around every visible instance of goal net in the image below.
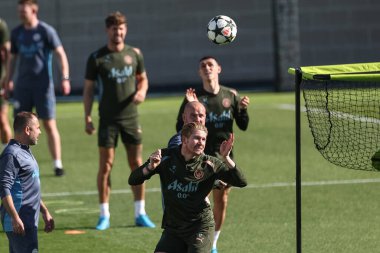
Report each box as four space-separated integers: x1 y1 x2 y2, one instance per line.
289 63 380 171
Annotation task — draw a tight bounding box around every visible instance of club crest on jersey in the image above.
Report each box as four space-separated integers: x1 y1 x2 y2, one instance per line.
33 33 41 41
124 55 133 65
222 98 231 108
194 169 204 179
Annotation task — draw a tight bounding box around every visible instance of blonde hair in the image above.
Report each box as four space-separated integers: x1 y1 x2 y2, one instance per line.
181 122 208 139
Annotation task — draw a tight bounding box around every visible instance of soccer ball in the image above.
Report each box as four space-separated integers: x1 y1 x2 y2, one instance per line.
207 15 237 45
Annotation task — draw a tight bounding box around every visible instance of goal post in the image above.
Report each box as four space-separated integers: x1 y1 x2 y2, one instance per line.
289 62 380 253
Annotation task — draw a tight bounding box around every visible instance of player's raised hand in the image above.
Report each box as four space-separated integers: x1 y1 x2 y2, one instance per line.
186 88 198 102
149 149 162 170
239 96 250 109
219 133 234 158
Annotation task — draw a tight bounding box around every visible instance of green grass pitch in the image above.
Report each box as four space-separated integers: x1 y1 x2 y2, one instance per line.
1 92 380 252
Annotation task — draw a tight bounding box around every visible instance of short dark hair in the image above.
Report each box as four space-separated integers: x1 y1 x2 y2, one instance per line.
18 0 38 5
181 122 208 139
105 11 127 28
14 112 37 133
199 56 219 64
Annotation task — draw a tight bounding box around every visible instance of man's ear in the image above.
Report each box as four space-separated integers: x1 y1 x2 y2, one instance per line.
24 125 30 135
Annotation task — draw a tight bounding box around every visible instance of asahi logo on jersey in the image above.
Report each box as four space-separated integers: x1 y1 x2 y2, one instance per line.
207 110 232 128
167 180 199 193
19 44 40 58
208 110 231 122
109 66 133 84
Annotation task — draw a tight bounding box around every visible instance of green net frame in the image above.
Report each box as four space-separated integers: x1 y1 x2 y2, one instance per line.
290 62 380 171
289 62 380 253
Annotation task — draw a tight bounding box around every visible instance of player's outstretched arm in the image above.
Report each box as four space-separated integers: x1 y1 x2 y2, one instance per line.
218 134 247 187
129 149 161 185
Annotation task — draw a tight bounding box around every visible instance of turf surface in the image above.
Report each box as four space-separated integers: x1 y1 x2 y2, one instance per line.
1 92 380 252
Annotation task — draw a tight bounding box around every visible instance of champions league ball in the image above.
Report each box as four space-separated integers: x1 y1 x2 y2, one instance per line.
207 15 237 45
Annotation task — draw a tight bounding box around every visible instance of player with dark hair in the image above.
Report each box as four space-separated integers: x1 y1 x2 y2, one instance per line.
0 111 54 253
4 0 71 176
0 18 12 149
83 11 154 230
129 122 247 253
175 56 250 253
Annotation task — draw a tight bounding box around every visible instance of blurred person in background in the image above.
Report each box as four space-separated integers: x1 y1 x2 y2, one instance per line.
4 0 71 176
83 11 154 230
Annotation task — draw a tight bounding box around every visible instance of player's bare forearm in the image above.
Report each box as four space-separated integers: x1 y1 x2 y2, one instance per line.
55 46 71 95
133 72 148 104
83 80 96 134
40 200 55 233
2 195 25 235
4 54 16 92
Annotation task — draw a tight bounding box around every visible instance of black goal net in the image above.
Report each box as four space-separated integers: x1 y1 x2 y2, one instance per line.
302 79 380 171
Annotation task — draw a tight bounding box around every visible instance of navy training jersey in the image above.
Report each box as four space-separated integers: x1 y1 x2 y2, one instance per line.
11 21 62 87
0 139 41 231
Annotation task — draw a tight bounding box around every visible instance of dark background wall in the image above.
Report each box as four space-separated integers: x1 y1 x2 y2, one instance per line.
1 0 379 95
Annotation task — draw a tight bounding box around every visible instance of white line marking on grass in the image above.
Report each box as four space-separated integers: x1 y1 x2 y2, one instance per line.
277 104 306 112
248 178 380 188
42 178 380 197
278 104 380 124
